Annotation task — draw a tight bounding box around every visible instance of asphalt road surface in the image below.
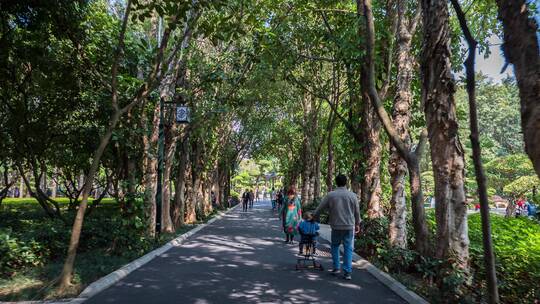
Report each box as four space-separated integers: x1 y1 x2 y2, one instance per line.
85 201 407 304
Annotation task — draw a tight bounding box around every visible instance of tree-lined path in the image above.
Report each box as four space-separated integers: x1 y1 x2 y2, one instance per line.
85 201 405 304
2 0 539 302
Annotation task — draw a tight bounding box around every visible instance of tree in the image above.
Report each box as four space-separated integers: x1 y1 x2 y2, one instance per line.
59 0 191 290
420 0 469 268
495 0 540 177
359 0 430 255
386 0 420 249
451 0 499 300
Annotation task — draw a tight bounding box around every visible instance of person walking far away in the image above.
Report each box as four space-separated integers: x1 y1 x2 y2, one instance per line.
314 174 360 281
242 190 249 212
248 190 255 209
276 189 284 213
270 187 277 210
281 188 302 244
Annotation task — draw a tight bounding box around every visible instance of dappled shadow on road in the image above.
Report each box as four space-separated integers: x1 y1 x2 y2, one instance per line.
85 201 405 304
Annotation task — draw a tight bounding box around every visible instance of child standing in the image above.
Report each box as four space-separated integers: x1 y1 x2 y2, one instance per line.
298 211 320 255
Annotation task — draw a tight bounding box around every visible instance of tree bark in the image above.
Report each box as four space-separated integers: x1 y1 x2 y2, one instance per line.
0 164 14 206
313 155 321 200
361 0 429 255
452 0 499 300
388 0 418 249
350 156 362 199
173 133 189 228
326 112 336 193
51 168 58 198
19 176 24 198
301 95 312 205
161 122 176 233
357 0 382 219
495 0 540 177
59 111 121 290
141 101 160 236
185 136 200 223
203 176 213 215
361 94 382 218
420 0 469 268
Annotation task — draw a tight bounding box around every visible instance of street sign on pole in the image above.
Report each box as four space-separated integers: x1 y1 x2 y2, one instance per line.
176 105 190 123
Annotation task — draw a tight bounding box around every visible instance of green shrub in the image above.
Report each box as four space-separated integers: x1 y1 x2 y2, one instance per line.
468 214 540 303
356 217 390 258
355 212 540 303
0 200 153 278
377 246 419 273
0 229 46 277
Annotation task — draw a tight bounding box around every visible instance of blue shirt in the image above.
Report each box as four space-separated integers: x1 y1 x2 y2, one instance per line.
527 204 537 216
299 220 320 235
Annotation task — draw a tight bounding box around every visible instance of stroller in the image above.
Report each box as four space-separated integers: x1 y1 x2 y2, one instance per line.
295 232 324 271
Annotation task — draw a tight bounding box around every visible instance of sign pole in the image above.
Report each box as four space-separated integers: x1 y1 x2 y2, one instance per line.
156 97 164 235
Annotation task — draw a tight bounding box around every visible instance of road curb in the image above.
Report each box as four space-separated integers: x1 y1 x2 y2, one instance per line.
71 204 240 303
318 224 429 304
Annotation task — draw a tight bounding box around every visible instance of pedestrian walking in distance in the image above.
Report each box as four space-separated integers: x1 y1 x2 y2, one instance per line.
242 190 249 212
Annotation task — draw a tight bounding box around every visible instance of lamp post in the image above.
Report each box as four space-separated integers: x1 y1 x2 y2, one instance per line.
156 97 190 235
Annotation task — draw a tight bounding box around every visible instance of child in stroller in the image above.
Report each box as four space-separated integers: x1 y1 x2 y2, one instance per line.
296 212 323 270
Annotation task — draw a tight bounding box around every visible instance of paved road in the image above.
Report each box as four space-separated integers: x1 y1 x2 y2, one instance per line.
85 200 406 304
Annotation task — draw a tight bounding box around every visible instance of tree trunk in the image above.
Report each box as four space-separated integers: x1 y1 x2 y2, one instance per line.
313 155 321 200
300 95 312 206
59 111 122 290
388 0 417 249
185 163 196 223
203 177 213 215
388 152 407 248
361 99 382 219
452 0 500 300
495 0 540 177
161 146 174 233
223 164 231 207
408 158 430 255
350 157 362 199
58 0 178 289
172 135 189 228
300 165 310 205
326 113 336 193
212 167 220 208
421 0 469 269
19 176 24 198
161 120 177 233
51 169 57 198
357 2 382 219
361 0 429 255
141 102 160 237
185 137 200 223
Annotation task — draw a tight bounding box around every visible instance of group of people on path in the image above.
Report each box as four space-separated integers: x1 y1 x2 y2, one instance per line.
515 196 537 218
241 189 255 212
276 174 360 281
